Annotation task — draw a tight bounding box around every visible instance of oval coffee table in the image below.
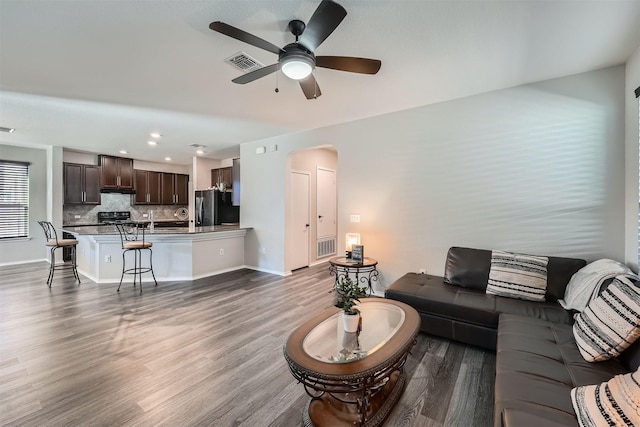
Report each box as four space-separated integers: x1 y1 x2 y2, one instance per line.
283 299 420 427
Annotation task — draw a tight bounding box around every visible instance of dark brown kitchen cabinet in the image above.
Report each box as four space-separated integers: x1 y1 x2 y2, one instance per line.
99 155 133 191
161 173 189 205
211 167 232 188
64 163 101 205
133 170 161 205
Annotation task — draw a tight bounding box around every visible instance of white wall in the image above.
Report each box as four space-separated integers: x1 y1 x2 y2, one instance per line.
194 157 221 190
625 44 640 272
63 150 98 165
0 144 48 265
241 66 627 284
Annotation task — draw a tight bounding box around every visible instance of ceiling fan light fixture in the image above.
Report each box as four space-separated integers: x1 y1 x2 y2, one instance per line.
280 54 314 80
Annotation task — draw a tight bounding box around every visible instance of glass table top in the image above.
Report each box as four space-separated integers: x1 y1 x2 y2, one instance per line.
302 301 406 363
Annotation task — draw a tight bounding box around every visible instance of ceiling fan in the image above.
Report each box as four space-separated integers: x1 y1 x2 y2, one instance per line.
209 0 381 99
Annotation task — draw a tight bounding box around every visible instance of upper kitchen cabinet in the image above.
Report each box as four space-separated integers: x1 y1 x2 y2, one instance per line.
133 169 161 205
211 167 232 188
64 163 101 205
161 173 189 205
99 155 133 191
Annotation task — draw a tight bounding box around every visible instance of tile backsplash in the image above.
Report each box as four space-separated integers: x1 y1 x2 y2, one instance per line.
63 193 188 225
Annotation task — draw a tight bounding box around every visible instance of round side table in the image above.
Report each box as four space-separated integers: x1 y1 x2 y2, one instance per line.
329 256 379 295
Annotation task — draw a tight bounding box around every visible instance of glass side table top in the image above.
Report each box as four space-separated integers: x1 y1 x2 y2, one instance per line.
302 301 406 363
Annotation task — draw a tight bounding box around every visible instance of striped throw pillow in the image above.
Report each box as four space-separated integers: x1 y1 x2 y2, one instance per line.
571 369 640 427
486 250 548 302
573 276 640 362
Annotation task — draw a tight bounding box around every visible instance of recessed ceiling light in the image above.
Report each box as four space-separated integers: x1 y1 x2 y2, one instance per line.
119 150 128 154
147 140 157 146
164 157 171 161
196 150 204 155
0 126 15 133
150 132 162 139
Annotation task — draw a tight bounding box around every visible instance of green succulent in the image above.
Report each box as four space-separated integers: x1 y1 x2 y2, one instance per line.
330 276 367 314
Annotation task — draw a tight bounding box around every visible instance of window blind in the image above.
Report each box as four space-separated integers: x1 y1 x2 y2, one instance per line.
0 160 29 239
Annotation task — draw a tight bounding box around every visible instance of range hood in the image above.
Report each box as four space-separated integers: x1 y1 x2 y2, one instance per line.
100 188 136 194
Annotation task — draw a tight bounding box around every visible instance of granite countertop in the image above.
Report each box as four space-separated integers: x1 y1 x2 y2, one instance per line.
62 219 189 227
63 224 242 235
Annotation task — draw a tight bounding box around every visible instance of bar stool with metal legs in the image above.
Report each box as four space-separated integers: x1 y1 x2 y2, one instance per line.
113 222 157 293
38 221 81 287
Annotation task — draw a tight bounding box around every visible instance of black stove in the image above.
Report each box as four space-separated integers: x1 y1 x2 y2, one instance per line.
97 211 131 223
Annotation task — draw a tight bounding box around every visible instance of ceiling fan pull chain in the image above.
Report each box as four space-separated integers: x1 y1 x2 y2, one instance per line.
275 62 280 93
313 70 317 99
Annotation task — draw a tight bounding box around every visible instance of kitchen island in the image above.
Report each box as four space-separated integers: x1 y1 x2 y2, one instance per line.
63 224 248 284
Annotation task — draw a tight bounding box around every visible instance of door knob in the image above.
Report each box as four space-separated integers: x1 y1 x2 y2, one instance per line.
305 224 310 227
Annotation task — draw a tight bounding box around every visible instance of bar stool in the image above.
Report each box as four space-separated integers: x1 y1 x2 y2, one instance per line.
38 221 81 287
113 222 157 292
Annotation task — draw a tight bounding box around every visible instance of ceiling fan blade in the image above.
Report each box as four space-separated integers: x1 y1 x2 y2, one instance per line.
299 75 322 99
210 21 284 55
316 56 381 74
232 63 279 84
298 0 347 52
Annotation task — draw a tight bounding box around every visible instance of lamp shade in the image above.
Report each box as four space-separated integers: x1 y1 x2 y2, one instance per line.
280 54 314 80
345 233 361 252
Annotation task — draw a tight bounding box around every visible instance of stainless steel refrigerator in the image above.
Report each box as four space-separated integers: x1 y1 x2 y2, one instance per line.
195 189 239 226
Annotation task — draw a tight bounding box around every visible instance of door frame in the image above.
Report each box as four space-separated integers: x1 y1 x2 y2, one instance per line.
289 170 311 271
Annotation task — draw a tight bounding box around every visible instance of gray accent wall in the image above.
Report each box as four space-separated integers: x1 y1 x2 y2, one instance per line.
0 144 48 265
241 66 628 283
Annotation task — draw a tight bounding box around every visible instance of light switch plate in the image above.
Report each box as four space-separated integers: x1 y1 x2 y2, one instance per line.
350 214 361 223
256 146 266 154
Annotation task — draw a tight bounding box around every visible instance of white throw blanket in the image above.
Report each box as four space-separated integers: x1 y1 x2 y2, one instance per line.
559 259 638 312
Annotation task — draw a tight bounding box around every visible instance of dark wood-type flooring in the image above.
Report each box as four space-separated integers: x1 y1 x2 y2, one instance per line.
0 261 494 427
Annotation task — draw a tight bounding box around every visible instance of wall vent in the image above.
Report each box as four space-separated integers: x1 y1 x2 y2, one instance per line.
225 52 265 73
317 237 336 258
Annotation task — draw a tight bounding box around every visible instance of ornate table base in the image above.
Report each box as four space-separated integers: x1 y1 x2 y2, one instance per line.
328 257 379 295
302 370 405 427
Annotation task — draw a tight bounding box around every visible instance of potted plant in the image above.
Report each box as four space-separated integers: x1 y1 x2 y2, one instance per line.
330 276 367 332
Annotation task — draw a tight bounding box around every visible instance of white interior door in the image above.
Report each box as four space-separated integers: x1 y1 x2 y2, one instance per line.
317 167 336 239
290 171 310 270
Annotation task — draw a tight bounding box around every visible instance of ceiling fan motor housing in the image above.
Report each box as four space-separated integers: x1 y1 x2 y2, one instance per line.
280 43 315 80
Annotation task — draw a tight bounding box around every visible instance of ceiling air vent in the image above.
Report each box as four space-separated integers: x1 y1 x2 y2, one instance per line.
225 51 264 73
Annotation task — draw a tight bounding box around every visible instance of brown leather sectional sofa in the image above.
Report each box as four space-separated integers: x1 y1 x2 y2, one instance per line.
385 246 640 427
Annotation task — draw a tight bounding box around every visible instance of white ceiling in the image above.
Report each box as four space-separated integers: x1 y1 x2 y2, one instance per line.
1 0 639 165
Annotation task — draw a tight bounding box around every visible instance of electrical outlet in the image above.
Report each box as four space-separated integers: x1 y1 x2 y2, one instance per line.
74 215 81 219
105 255 111 263
143 213 148 218
419 268 426 274
219 248 224 256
